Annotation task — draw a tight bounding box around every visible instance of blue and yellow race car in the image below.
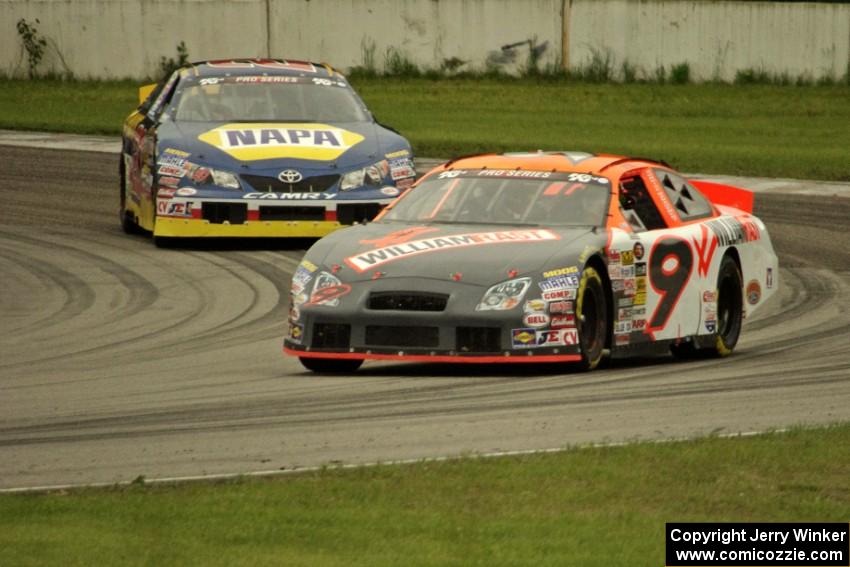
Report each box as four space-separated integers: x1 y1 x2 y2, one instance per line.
120 59 415 244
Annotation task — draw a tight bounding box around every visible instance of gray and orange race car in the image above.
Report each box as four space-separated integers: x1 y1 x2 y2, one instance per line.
284 152 778 373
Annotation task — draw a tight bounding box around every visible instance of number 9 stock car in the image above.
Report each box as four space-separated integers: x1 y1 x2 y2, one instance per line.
284 152 778 373
120 59 415 245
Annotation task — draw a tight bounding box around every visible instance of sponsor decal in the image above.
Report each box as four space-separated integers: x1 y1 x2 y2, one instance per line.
389 158 416 180
346 229 560 272
766 267 774 289
618 308 632 321
539 274 579 292
158 188 177 198
615 321 632 334
536 328 579 347
548 300 573 314
176 187 197 196
621 265 635 279
615 333 630 346
158 200 193 217
693 224 718 278
289 322 304 343
381 186 400 197
159 176 181 187
636 277 647 292
705 320 717 333
550 313 576 328
397 178 415 190
632 318 647 331
635 262 647 277
541 288 576 302
385 149 410 159
523 312 550 328
164 148 190 157
633 242 645 260
632 307 646 316
623 279 636 296
618 297 633 308
289 306 301 322
611 280 624 292
512 328 537 348
703 290 717 303
159 155 187 168
746 279 761 305
243 192 333 200
542 266 579 279
609 265 622 279
292 292 308 307
607 250 621 263
706 216 761 247
633 291 646 305
158 164 185 177
621 250 635 266
524 299 546 313
198 123 365 161
300 259 318 272
292 265 315 291
478 169 551 179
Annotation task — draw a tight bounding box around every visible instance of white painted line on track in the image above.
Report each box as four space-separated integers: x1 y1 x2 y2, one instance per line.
0 427 789 494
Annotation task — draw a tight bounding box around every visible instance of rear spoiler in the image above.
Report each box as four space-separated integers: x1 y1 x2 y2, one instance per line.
691 180 754 214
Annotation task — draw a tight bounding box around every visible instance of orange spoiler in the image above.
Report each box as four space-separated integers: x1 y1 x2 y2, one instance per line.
691 180 754 214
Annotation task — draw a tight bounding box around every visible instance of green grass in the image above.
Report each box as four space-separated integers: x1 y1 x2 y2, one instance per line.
1 425 848 566
1 78 849 179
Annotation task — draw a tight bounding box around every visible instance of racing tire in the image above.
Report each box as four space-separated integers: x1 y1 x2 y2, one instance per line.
299 357 363 373
576 266 608 371
671 254 743 359
119 156 141 235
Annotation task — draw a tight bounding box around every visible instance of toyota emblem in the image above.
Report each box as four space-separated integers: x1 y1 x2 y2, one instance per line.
278 169 303 183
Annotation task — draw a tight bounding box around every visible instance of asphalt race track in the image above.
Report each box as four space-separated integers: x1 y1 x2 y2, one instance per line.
1 145 849 490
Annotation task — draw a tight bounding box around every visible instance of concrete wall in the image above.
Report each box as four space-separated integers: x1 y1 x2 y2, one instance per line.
1 0 848 81
569 0 850 81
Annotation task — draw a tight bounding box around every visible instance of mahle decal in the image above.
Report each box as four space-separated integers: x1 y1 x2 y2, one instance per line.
198 123 364 161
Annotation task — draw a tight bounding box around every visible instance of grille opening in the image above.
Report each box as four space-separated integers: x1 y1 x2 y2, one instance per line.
365 326 439 348
202 202 247 224
259 206 325 221
456 327 502 353
312 323 351 349
368 292 449 312
241 174 339 194
337 203 384 225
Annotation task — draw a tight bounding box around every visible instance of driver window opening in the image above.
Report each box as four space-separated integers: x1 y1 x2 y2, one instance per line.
619 174 666 231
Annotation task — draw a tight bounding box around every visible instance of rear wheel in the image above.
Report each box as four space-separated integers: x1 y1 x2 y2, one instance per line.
299 357 363 374
671 254 743 359
576 266 608 371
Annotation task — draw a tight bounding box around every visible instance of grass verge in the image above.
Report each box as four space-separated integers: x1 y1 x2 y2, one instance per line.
1 78 848 180
1 424 848 566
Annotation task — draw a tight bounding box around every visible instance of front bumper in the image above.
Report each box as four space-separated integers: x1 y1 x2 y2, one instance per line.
283 277 583 364
153 195 394 238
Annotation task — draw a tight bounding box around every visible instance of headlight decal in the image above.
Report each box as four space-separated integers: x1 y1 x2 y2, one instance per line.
340 159 390 191
476 277 531 311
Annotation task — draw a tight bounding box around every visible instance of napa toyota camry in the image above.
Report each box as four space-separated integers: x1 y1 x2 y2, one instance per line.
120 58 415 245
283 152 778 373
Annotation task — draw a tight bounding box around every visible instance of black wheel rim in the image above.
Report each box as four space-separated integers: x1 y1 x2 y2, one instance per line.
581 287 604 356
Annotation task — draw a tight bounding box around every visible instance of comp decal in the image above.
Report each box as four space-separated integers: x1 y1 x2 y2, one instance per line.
345 229 560 272
198 123 364 161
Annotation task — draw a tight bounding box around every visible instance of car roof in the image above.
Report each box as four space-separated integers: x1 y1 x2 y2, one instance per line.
183 58 341 78
439 151 671 177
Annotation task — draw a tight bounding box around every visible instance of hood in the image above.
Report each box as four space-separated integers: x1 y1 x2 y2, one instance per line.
308 222 606 286
155 120 409 171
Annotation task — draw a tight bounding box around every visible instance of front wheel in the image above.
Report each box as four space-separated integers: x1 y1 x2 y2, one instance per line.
119 155 141 235
299 357 363 374
575 266 608 371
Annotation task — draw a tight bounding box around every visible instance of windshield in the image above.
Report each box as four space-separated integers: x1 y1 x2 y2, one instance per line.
170 75 370 123
381 170 612 227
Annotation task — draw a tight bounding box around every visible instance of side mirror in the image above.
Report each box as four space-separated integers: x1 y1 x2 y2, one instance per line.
138 83 157 105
